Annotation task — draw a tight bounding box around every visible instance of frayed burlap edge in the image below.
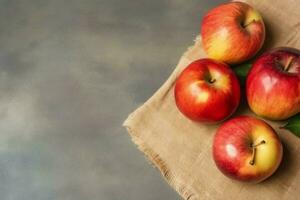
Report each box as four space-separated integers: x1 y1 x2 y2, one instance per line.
123 36 203 200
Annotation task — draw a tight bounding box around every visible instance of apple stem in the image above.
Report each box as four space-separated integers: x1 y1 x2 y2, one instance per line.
242 20 256 28
249 140 265 165
252 140 265 147
284 57 295 71
249 148 256 165
209 78 216 84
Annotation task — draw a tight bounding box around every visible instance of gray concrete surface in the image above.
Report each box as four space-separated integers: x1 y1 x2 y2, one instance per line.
0 0 224 199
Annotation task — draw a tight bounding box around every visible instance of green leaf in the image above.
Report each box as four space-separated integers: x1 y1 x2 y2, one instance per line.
232 63 252 86
282 113 300 138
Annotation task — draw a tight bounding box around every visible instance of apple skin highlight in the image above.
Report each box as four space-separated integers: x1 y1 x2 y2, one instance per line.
213 116 283 183
201 2 265 64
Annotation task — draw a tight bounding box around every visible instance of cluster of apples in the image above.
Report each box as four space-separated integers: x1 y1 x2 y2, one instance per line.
174 2 300 183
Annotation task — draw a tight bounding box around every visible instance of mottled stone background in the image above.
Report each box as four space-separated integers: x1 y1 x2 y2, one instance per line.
0 0 223 199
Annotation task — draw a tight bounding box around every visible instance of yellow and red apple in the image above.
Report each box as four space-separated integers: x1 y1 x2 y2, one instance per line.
201 2 265 64
174 58 240 123
213 116 283 183
246 48 300 120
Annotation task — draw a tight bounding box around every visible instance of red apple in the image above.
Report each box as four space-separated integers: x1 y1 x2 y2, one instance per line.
246 48 300 120
201 2 265 64
213 116 283 183
174 58 240 123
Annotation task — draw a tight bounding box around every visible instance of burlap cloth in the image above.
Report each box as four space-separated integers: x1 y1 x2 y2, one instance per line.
123 0 300 199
